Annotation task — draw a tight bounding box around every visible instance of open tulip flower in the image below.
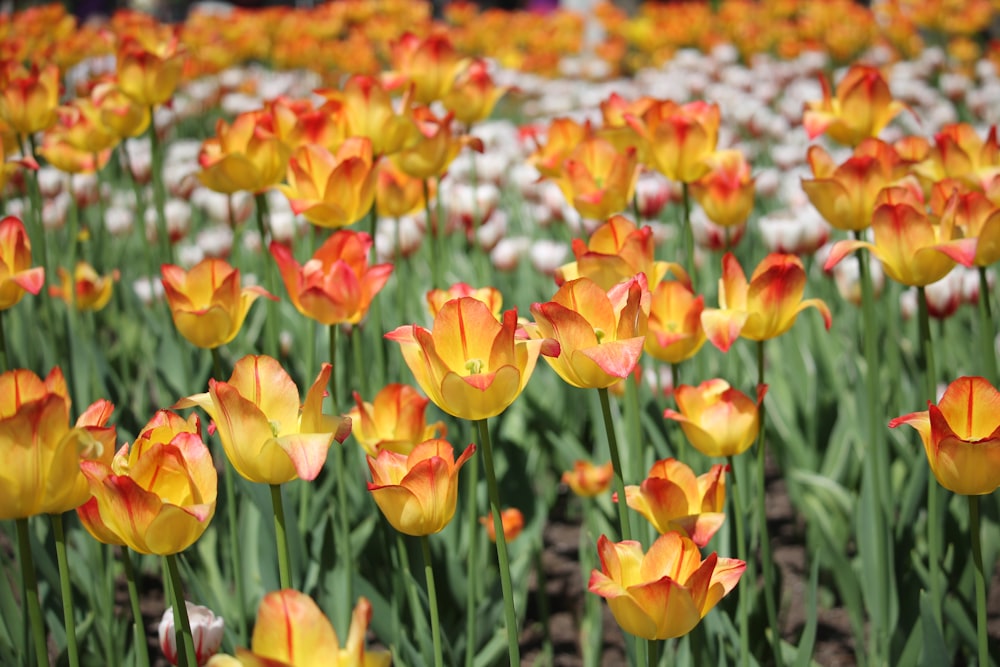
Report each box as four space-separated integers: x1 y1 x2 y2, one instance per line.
916 123 1000 188
0 367 115 520
443 58 508 127
689 149 755 228
426 283 503 319
317 74 419 158
555 215 674 289
392 107 480 181
664 379 766 458
562 459 614 498
890 376 1000 495
49 261 119 312
701 253 831 353
620 458 727 547
270 229 393 326
78 409 215 555
376 156 427 218
0 216 44 310
277 137 377 229
116 30 186 108
198 110 291 195
644 271 707 365
367 438 475 536
174 355 351 485
626 99 720 183
553 135 638 221
349 383 446 457
161 258 275 349
589 532 745 640
524 275 650 389
803 64 907 147
528 117 592 179
927 185 1000 268
386 31 467 105
206 590 390 667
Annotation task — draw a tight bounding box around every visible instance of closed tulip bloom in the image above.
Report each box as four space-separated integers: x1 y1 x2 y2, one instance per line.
556 215 673 289
427 283 502 319
116 31 185 108
890 376 1000 495
349 384 446 457
664 380 765 458
387 31 467 105
554 136 638 221
701 253 831 352
91 79 151 140
0 63 61 135
392 107 477 181
645 273 706 365
277 138 377 229
270 230 393 326
198 110 291 195
0 367 115 519
161 258 275 349
626 100 720 183
689 149 755 228
368 439 475 536
803 64 907 147
49 261 119 312
205 590 390 667
174 355 351 485
318 75 419 158
443 58 508 126
589 532 745 640
621 458 726 546
375 156 427 218
927 185 1000 268
386 297 555 421
524 275 650 389
0 216 44 310
78 409 215 555
916 123 1000 187
529 117 592 179
480 507 525 543
562 459 614 498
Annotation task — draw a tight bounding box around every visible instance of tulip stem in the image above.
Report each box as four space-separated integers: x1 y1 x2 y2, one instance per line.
396 533 431 661
328 324 340 412
119 144 157 283
423 179 441 288
754 341 783 667
121 549 151 667
51 514 79 667
351 327 366 399
598 387 632 541
463 434 481 667
0 309 8 373
681 182 695 289
977 266 997 382
254 192 278 357
969 495 989 667
420 537 444 667
147 111 174 265
16 518 48 667
329 323 354 635
726 455 750 667
269 484 292 590
164 555 197 667
647 639 660 667
476 418 520 665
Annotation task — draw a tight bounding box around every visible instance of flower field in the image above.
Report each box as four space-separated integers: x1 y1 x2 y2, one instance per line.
2 1 1000 666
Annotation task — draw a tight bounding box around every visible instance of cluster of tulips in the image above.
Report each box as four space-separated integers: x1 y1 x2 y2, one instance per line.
2 1 1000 667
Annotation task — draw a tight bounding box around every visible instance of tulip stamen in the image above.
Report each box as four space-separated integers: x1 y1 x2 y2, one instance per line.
268 419 281 437
594 328 606 343
465 358 484 375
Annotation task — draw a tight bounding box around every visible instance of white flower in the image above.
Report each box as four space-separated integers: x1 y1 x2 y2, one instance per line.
158 602 224 667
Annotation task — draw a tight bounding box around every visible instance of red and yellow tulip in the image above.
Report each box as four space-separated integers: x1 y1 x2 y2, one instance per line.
349 383 446 457
198 110 291 195
553 135 638 221
0 216 44 310
644 271 706 365
803 64 907 147
627 100 720 183
562 460 614 498
555 215 672 289
426 283 502 319
664 379 765 458
277 137 377 229
690 149 755 228
49 262 119 312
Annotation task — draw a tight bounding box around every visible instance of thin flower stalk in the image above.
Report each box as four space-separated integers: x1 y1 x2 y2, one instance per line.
727 455 750 667
51 513 79 667
17 518 47 667
463 440 481 667
421 536 444 667
599 387 632 541
255 192 278 357
270 483 292 590
977 267 997 382
969 495 989 667
164 555 197 667
754 341 782 667
121 549 151 667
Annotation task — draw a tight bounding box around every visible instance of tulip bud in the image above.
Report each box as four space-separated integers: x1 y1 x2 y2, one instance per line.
158 602 224 667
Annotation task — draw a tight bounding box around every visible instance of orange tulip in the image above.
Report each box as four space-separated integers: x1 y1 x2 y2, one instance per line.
562 459 614 498
90 79 151 140
0 62 61 135
78 410 215 555
161 258 275 350
367 438 475 536
318 75 418 157
524 275 649 389
277 138 376 229
0 367 115 519
701 253 831 352
387 31 467 105
915 123 1000 188
803 64 907 147
206 590 391 667
555 215 673 289
385 297 555 420
392 107 478 181
270 230 392 326
644 272 706 365
265 96 345 153
198 110 291 195
50 98 118 156
589 532 745 640
116 31 185 108
928 186 1000 268
621 458 726 547
890 376 1000 495
349 383 446 457
375 156 427 218
480 507 525 543
442 58 508 126
0 133 36 193
174 355 351 485
49 262 119 312
426 283 502 319
626 100 720 183
553 135 638 221
689 149 755 228
0 216 44 310
664 379 765 458
528 117 592 179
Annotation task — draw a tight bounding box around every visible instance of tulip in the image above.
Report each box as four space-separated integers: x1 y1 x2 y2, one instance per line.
174 355 351 485
0 216 44 310
588 532 745 640
890 376 1000 495
0 63 61 135
349 384 446 457
375 156 427 219
265 96 344 153
442 58 508 126
552 135 638 221
689 149 755 228
392 107 478 182
206 590 390 667
116 31 186 108
0 367 115 519
78 409 215 555
644 273 707 365
198 110 291 195
270 230 392 326
386 297 555 421
664 380 766 458
91 79 152 141
555 215 673 289
367 439 475 536
803 64 907 147
426 283 502 319
318 75 419 158
159 602 224 667
620 458 726 546
916 123 1000 189
561 460 614 498
528 117 592 179
701 253 831 352
387 31 467 105
524 275 649 390
277 138 377 229
626 99 720 183
927 186 1000 269
161 258 275 349
49 262 119 312
480 508 525 543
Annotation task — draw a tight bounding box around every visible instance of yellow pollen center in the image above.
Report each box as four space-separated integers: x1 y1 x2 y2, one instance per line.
465 359 484 375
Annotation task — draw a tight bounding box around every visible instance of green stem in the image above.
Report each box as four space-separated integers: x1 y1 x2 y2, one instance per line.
24 135 51 278
424 179 441 288
681 182 694 290
147 113 174 265
624 372 644 486
969 495 989 667
396 533 431 662
0 309 8 373
598 387 632 541
977 266 997 382
16 518 48 667
51 514 79 667
632 192 641 222
254 192 278 357
164 555 197 667
918 287 943 630
351 327 366 399
329 323 353 632
270 484 292 589
647 638 660 667
581 509 601 667
755 340 783 667
463 433 481 667
420 537 444 667
328 324 340 413
726 455 750 667
476 418 520 665
121 550 151 667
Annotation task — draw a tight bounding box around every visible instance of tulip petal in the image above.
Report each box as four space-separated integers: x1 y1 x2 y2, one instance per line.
252 590 341 664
